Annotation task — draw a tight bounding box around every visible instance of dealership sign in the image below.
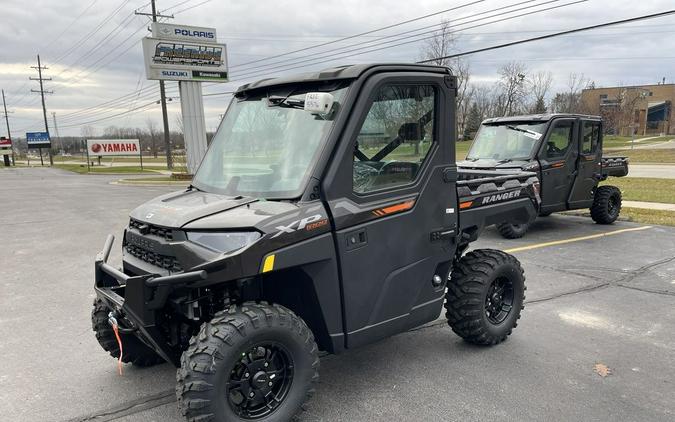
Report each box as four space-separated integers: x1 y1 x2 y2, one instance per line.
142 23 228 83
87 139 140 156
151 22 217 43
26 131 51 148
0 137 11 155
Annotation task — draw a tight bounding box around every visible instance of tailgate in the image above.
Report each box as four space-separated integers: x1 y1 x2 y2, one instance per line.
601 156 629 177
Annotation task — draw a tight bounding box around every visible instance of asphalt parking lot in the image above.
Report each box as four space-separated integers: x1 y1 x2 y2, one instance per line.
2 167 674 422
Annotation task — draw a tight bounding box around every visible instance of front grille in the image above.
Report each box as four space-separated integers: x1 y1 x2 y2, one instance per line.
125 244 184 272
129 219 174 241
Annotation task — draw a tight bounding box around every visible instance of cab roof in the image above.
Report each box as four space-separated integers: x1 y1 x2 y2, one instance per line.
234 63 452 95
482 113 601 124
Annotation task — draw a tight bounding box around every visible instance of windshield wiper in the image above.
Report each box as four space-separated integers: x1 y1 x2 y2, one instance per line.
267 95 304 109
506 125 541 138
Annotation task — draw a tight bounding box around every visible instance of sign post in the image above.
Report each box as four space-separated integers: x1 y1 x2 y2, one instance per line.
26 132 51 166
142 22 228 175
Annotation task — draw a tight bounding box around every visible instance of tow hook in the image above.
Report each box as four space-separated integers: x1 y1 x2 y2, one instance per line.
108 311 124 376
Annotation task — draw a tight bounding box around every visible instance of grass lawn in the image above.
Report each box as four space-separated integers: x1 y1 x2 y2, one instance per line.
605 148 675 164
456 140 472 160
55 164 161 174
621 207 675 227
601 177 675 204
52 155 178 164
603 135 671 149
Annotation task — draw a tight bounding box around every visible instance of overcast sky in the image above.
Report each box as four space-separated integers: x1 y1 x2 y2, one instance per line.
1 0 674 137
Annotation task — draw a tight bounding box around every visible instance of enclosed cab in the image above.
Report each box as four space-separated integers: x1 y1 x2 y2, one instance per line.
459 114 628 238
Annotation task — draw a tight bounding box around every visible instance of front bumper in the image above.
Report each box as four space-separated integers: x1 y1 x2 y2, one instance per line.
94 234 207 365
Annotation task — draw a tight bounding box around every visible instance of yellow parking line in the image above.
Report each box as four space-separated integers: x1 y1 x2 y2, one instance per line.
504 226 653 253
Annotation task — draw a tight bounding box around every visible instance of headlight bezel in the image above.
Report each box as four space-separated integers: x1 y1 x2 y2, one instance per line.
185 230 262 254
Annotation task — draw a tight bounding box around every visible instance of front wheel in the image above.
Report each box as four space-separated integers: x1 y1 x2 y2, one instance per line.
176 302 319 422
590 185 621 224
91 299 164 367
445 249 526 345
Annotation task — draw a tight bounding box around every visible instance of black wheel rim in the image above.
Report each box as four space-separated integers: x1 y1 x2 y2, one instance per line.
608 195 619 217
226 343 294 419
485 276 515 324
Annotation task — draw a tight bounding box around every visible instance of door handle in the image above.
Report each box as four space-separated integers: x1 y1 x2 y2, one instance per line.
345 228 367 251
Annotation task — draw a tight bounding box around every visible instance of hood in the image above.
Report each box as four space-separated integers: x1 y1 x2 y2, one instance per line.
129 189 263 228
457 158 530 170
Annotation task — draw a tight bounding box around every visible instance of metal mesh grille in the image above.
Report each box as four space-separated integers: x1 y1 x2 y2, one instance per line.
129 219 174 241
124 244 183 272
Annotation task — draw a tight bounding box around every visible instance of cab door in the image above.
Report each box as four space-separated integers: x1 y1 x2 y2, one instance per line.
322 73 458 349
568 120 602 208
538 118 577 213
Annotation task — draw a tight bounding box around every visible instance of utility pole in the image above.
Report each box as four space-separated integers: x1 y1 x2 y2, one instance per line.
52 112 64 155
30 54 53 166
136 0 174 169
1 89 15 165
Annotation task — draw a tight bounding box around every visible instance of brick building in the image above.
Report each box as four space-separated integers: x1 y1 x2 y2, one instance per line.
580 83 674 136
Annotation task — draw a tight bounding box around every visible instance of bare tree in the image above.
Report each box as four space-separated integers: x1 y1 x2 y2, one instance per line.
420 20 472 137
497 61 527 116
81 125 96 140
146 118 158 158
551 73 588 113
528 70 553 113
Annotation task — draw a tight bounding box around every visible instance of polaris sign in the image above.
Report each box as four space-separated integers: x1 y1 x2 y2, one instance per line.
151 23 217 44
143 22 228 83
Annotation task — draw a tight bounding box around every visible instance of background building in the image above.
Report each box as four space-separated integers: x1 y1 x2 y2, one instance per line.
581 82 674 136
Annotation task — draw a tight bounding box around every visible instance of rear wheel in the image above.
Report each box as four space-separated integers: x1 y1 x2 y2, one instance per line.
176 302 319 422
496 221 531 239
91 299 164 367
591 185 621 224
445 249 525 345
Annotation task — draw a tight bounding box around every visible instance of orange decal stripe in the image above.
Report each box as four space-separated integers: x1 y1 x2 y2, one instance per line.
380 199 415 215
372 199 416 217
551 162 565 168
459 201 473 209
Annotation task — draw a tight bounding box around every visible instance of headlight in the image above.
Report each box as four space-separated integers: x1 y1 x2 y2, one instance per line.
186 231 261 254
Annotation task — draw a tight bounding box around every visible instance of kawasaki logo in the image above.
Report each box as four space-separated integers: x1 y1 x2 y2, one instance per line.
481 189 522 205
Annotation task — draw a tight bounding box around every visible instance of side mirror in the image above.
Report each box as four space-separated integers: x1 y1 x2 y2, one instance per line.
398 122 425 141
304 92 334 114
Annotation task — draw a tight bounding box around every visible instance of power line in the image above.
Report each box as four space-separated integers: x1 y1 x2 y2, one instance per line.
27 0 563 126
43 0 100 51
230 0 583 81
51 0 134 65
418 9 675 63
231 0 487 70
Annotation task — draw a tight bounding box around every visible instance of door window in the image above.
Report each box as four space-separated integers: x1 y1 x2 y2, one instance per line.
353 84 436 194
544 120 573 160
582 121 600 154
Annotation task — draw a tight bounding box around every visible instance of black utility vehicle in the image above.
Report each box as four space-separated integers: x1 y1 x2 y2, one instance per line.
459 114 629 238
92 64 540 422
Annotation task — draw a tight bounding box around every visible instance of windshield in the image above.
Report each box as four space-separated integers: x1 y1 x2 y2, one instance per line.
193 85 348 198
466 122 547 161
